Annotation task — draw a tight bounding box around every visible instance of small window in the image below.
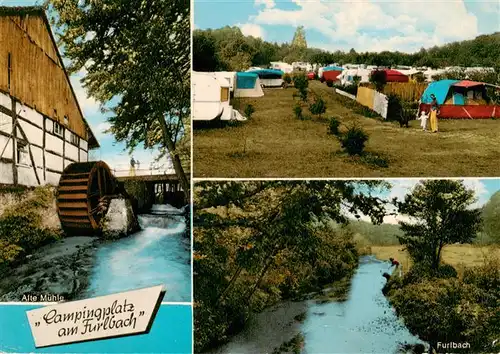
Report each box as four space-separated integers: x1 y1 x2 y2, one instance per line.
53 121 64 137
17 142 30 165
70 132 79 145
64 115 69 125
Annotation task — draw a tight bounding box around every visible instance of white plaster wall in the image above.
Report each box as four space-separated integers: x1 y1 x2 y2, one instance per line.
64 159 74 168
46 171 61 186
31 146 44 168
80 149 88 162
65 143 79 162
45 151 63 172
17 164 38 187
0 162 13 184
45 133 64 154
18 104 43 129
80 139 88 151
0 135 13 159
0 112 12 134
18 120 43 147
0 92 10 110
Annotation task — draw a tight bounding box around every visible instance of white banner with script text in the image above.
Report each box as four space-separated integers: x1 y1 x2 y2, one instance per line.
26 285 165 348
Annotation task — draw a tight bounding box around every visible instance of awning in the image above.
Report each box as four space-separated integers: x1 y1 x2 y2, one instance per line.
452 80 484 88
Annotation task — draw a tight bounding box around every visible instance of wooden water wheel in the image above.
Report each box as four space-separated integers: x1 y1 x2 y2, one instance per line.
56 161 116 235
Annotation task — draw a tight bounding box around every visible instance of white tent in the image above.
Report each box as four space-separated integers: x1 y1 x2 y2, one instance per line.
192 72 233 121
338 68 371 85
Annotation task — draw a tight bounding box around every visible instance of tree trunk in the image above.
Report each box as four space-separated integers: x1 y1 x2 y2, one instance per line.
157 116 190 203
217 265 243 303
435 242 444 270
245 254 275 304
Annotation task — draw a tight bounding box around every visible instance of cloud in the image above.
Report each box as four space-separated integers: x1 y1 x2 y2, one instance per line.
70 71 101 116
93 122 112 140
251 0 479 52
255 0 275 9
238 23 266 39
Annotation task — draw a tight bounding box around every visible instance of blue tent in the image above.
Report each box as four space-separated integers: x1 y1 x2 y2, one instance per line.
247 69 283 79
322 66 343 72
421 80 460 104
236 72 259 89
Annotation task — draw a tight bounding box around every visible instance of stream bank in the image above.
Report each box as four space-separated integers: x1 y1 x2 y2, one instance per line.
209 256 426 354
0 202 191 302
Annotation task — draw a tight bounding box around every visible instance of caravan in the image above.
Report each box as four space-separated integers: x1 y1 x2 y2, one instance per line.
234 72 265 98
192 72 233 121
246 69 284 88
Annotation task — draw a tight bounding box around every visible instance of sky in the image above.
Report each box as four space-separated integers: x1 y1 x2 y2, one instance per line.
2 0 175 174
194 0 500 53
352 178 500 224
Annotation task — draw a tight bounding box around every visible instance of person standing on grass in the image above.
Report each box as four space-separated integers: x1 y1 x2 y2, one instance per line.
429 94 439 133
417 110 429 131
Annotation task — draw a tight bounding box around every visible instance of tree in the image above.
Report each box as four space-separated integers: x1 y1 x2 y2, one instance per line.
291 26 307 49
481 191 500 243
193 30 221 72
394 180 482 269
194 181 390 351
48 0 190 201
370 70 387 92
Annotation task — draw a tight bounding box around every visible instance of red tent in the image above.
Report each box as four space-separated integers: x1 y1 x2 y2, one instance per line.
384 69 409 82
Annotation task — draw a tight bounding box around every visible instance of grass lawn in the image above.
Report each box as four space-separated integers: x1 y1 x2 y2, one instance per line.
370 244 500 275
193 80 500 178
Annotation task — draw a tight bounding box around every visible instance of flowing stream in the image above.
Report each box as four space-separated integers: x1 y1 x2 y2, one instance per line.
82 204 191 302
211 256 425 354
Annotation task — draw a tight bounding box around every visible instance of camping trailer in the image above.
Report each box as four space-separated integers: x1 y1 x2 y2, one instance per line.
234 72 265 98
270 62 293 73
192 72 233 121
212 72 237 93
247 69 284 88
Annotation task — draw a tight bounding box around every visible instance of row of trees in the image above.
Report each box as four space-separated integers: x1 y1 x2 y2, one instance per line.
194 26 500 72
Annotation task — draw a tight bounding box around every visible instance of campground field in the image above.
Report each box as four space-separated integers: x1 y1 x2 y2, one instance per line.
370 244 500 275
193 81 500 178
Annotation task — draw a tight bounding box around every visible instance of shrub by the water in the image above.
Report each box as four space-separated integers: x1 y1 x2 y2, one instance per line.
328 117 341 136
244 104 255 120
0 186 60 268
338 126 369 155
309 97 326 118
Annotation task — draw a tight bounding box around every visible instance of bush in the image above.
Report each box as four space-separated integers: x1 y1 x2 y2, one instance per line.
293 103 303 120
244 104 255 120
370 70 387 92
283 73 292 85
293 73 308 102
338 126 369 155
387 94 410 127
328 117 341 136
309 97 326 118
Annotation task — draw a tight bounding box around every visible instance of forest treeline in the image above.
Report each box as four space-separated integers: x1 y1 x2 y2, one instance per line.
193 26 500 72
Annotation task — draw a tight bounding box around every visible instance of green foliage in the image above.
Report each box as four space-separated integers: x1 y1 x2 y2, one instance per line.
413 72 426 83
328 117 341 136
333 84 358 96
283 73 292 84
48 0 190 199
194 28 500 73
244 104 255 120
369 70 387 92
481 191 500 243
291 26 307 49
338 126 369 156
292 73 309 101
0 187 60 266
309 97 326 118
394 180 482 269
387 94 413 127
293 103 303 120
194 181 390 352
387 258 500 353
